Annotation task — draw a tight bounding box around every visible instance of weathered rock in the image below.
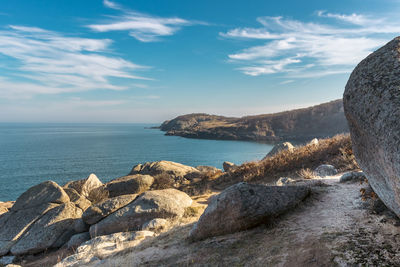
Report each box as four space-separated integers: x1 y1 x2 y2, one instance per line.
57 231 154 267
314 164 338 177
89 189 192 237
189 182 310 241
196 166 220 174
11 181 69 212
0 202 14 216
308 138 319 145
130 161 200 181
0 255 15 265
73 218 88 233
64 188 91 211
340 171 366 183
265 142 295 158
66 232 91 249
10 202 82 255
343 37 400 218
222 161 236 172
0 181 70 256
82 194 137 225
104 175 153 198
64 174 103 199
276 177 296 186
141 218 169 233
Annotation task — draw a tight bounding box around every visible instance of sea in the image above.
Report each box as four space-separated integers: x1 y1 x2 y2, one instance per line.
0 123 273 201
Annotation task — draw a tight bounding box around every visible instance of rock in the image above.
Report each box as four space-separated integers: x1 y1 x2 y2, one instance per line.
340 172 366 183
222 161 236 172
265 142 295 158
64 174 103 199
56 231 154 267
0 181 70 256
67 232 91 249
64 188 91 211
73 218 88 233
10 202 82 255
0 202 14 216
11 181 69 212
343 37 400 218
189 182 310 241
308 138 319 145
196 166 220 175
82 194 137 225
89 189 192 237
141 218 169 233
129 161 200 181
0 255 15 265
276 177 296 186
104 175 153 198
314 164 338 177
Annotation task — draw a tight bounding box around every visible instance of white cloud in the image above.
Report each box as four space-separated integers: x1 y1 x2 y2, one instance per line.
88 0 194 42
0 25 150 98
222 12 399 77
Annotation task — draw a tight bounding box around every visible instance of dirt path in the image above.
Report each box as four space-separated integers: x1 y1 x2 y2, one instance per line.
83 176 400 266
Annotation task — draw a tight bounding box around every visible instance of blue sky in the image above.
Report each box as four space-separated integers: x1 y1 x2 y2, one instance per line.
0 0 399 123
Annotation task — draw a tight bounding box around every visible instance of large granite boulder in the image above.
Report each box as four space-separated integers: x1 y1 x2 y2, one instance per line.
64 174 103 199
129 161 200 181
89 189 192 237
82 194 137 225
0 181 70 256
343 36 400 217
66 232 91 249
11 202 82 255
104 175 154 198
189 182 310 241
339 171 366 183
264 142 294 158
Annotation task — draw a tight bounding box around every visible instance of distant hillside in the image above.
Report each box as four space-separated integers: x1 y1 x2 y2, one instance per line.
160 99 349 142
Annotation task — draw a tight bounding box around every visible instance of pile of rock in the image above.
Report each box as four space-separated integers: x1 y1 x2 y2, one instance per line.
0 160 203 265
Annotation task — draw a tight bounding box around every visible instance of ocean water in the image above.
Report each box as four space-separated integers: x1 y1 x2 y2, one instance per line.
0 123 273 201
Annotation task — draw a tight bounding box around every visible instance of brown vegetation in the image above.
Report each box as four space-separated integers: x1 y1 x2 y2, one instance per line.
183 134 359 194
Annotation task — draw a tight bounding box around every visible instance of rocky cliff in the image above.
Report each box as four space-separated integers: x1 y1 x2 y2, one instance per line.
160 99 348 142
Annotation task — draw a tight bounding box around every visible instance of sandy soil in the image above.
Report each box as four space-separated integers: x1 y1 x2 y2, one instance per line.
81 175 400 267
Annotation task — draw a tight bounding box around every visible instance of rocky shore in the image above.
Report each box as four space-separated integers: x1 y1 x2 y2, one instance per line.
159 99 348 142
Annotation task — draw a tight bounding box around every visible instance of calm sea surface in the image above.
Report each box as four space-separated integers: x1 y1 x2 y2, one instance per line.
0 123 273 201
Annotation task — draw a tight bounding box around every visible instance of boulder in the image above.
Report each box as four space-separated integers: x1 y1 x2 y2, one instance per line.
0 255 15 265
222 161 236 172
276 177 296 186
308 138 319 145
314 164 338 177
64 188 91 211
0 181 70 256
141 218 169 233
129 161 200 181
57 231 154 267
11 181 69 212
189 182 310 241
82 194 137 225
265 142 294 158
104 175 154 198
343 37 400 218
66 232 91 249
340 172 366 183
10 202 82 255
89 189 192 237
64 174 103 199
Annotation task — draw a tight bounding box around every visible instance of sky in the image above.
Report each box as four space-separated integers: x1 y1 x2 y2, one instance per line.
0 0 399 123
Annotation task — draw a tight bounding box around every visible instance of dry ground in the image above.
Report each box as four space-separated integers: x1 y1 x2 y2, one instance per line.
81 175 400 267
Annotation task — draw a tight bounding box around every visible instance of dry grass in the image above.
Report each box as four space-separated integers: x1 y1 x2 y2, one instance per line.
151 173 176 190
207 134 358 190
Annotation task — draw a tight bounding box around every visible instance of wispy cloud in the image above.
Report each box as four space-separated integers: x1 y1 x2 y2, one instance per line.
222 12 399 77
87 0 195 42
0 25 149 98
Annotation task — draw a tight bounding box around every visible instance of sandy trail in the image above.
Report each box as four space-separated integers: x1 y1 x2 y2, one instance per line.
81 176 400 266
